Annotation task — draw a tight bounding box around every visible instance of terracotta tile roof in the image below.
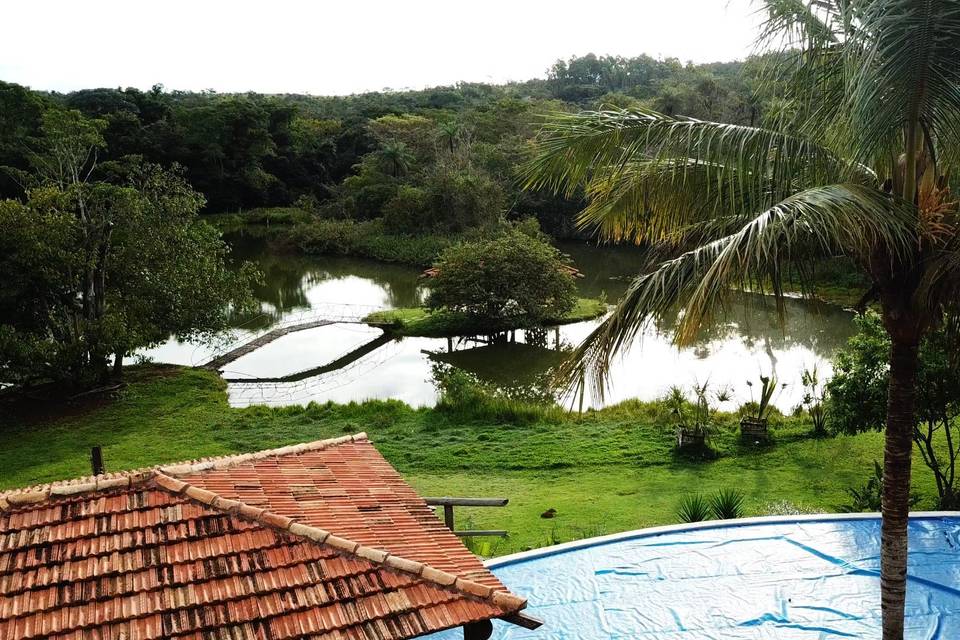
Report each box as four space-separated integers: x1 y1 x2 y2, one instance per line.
0 433 526 640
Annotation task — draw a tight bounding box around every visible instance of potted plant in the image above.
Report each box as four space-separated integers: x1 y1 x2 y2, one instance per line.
740 375 782 440
670 381 713 449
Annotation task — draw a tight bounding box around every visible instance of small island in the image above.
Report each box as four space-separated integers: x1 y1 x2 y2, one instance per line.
363 297 607 337
363 228 607 337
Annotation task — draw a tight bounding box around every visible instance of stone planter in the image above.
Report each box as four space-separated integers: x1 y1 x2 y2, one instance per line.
676 426 707 449
740 416 770 441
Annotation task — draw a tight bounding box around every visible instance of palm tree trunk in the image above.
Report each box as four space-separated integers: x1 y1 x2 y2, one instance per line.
881 337 920 640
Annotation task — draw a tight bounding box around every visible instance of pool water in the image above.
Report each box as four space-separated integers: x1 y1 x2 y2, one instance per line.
429 515 960 639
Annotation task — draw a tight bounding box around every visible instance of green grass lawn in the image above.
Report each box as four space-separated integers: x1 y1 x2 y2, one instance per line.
0 365 936 555
363 298 607 337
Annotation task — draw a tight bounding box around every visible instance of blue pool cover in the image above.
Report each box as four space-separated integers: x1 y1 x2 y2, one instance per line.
428 515 960 639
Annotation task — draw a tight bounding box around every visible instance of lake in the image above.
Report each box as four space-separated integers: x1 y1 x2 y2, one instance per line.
144 233 857 411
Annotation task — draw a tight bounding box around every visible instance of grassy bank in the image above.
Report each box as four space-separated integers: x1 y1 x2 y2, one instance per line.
289 218 456 266
208 210 454 266
0 365 937 555
363 298 607 337
207 207 314 229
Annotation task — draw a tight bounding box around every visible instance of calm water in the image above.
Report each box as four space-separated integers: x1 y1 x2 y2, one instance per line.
144 234 856 410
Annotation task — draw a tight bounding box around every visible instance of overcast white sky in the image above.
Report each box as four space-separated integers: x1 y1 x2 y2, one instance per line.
2 0 759 95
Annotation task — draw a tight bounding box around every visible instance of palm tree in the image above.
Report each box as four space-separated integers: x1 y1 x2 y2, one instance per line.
525 3 960 638
377 141 414 178
438 121 460 154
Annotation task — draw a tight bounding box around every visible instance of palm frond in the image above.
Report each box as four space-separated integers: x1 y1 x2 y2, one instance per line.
575 159 757 245
523 110 873 233
558 184 918 400
844 0 960 167
757 0 845 48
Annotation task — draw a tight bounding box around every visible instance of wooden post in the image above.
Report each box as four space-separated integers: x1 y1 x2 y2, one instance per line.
91 447 105 476
463 619 493 640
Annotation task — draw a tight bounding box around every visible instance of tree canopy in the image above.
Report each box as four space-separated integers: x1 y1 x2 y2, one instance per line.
0 108 257 388
427 230 578 328
0 53 767 236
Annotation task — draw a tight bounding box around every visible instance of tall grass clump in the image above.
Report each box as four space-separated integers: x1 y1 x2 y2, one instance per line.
432 364 565 425
676 494 712 523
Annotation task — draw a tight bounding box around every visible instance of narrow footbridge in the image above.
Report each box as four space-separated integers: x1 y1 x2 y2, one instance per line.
202 303 386 370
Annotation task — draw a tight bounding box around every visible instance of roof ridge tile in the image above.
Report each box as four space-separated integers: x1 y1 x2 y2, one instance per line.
148 472 527 614
0 433 369 507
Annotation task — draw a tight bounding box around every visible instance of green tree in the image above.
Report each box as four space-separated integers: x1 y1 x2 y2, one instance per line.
826 315 892 436
420 164 505 232
438 121 461 154
368 114 435 160
1 110 256 387
427 231 577 328
828 314 960 509
377 141 415 178
525 3 960 637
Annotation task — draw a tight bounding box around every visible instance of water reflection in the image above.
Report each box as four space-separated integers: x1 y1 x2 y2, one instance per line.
227 230 426 329
147 235 856 410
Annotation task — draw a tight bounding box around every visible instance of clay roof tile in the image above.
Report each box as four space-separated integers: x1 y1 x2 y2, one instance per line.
0 432 527 640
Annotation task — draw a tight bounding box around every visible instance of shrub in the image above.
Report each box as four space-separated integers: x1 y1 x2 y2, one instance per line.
800 365 827 435
839 461 920 513
711 488 745 519
828 313 960 508
427 230 578 329
676 494 712 523
289 218 454 265
431 363 563 424
825 314 889 434
420 165 505 232
382 185 429 233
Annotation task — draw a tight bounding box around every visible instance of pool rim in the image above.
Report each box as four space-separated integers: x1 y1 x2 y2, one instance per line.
483 510 960 569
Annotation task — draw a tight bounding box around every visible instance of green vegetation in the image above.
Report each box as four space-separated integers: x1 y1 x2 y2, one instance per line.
828 314 960 508
427 231 579 328
364 298 606 337
0 365 942 555
210 207 314 229
525 4 960 633
675 494 712 523
1 54 770 244
288 218 457 265
0 111 256 389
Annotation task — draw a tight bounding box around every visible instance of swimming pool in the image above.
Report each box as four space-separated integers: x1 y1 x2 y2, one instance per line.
429 514 960 639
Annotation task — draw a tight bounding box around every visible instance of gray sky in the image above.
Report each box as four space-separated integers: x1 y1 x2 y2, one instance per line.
3 0 759 95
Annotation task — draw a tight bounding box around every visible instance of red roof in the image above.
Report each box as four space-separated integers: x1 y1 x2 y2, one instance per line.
0 434 527 640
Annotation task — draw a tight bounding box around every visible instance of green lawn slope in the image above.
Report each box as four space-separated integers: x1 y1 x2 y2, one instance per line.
0 365 933 555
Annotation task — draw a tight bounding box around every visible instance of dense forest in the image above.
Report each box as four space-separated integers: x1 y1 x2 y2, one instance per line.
1 54 767 241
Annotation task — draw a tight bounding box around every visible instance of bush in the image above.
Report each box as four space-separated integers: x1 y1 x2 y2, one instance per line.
420 165 505 232
427 230 578 329
828 314 960 508
288 218 454 265
431 363 562 423
676 494 712 523
382 185 429 233
711 488 745 519
839 460 920 512
825 314 890 434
